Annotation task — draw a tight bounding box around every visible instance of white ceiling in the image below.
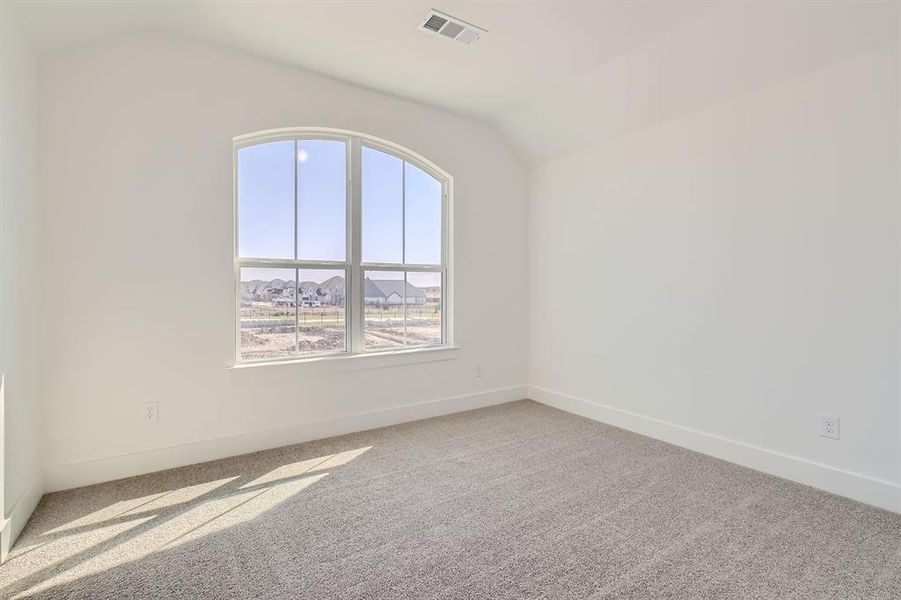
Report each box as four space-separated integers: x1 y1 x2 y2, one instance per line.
8 1 900 163
500 1 901 162
7 0 712 117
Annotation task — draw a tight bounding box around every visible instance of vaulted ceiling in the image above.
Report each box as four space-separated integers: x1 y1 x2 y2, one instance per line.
8 1 900 163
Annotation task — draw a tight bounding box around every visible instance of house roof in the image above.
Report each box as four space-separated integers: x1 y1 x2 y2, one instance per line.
365 278 425 299
243 276 427 300
241 278 295 297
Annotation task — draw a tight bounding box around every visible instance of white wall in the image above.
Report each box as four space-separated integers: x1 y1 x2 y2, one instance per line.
24 5 901 516
0 5 42 555
38 33 528 490
529 42 901 511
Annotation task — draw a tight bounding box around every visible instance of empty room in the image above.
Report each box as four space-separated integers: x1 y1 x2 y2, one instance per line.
1 1 899 598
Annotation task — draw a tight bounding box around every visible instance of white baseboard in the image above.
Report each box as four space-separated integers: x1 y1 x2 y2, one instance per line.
1 477 43 562
43 385 527 493
529 385 901 514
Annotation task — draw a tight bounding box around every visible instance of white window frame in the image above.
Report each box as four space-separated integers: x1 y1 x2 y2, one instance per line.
233 127 454 366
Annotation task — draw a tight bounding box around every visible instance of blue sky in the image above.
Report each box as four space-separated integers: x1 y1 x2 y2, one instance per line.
238 140 441 273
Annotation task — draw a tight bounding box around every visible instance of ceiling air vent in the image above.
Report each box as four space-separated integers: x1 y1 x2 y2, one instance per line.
419 10 486 45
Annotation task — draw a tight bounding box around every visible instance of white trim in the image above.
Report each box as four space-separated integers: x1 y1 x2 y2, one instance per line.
528 385 901 514
232 141 241 364
0 373 5 533
43 385 526 493
229 344 459 371
443 178 453 346
234 128 450 184
0 520 7 563
1 477 42 563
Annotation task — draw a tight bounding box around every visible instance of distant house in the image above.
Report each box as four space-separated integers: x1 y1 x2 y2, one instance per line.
244 275 424 307
364 278 426 305
316 275 346 306
241 278 295 302
262 278 292 300
299 275 344 306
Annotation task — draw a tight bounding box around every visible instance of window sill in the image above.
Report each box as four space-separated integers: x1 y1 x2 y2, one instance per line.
227 345 460 373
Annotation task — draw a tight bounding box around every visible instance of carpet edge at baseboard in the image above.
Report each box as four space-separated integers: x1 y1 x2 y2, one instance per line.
42 384 528 493
528 384 901 514
1 476 43 562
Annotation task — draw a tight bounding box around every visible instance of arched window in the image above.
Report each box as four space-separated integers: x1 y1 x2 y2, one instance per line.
234 128 452 364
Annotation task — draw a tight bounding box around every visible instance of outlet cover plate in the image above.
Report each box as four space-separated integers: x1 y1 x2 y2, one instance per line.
818 414 840 440
141 401 159 423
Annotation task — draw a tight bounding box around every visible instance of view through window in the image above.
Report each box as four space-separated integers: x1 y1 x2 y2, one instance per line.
236 131 449 363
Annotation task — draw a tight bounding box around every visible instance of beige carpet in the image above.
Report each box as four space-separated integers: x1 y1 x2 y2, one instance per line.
2 400 900 599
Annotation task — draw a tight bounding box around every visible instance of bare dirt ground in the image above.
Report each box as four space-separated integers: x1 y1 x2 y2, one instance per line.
362 323 441 350
240 328 296 361
242 321 441 360
240 325 346 360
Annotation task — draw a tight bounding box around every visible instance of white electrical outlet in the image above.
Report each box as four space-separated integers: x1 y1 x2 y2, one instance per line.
141 401 159 423
475 364 483 378
818 414 840 440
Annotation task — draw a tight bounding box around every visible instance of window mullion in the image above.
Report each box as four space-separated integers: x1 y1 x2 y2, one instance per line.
349 138 363 353
442 183 451 347
401 161 406 347
237 259 347 269
359 263 440 272
401 160 406 264
403 271 407 346
294 141 299 356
